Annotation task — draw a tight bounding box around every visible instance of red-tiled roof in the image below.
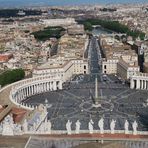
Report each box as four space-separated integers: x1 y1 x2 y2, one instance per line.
11 108 27 115
11 108 27 123
0 107 4 113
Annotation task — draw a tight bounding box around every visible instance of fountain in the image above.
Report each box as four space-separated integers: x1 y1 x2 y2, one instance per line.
44 99 52 109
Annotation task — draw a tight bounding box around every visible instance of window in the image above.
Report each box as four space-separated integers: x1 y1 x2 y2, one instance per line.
104 65 106 69
84 65 86 69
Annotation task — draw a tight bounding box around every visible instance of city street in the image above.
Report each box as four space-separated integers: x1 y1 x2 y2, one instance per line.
88 36 100 75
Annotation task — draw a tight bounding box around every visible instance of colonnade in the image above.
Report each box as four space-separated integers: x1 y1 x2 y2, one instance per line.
130 73 148 90
131 79 148 90
11 80 62 104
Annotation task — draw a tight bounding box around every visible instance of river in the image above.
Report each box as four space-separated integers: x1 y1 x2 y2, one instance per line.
92 27 113 35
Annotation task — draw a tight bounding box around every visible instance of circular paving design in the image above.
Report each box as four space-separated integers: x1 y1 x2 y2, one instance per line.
79 99 114 114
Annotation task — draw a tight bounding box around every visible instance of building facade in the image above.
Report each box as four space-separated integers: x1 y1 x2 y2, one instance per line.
117 59 140 80
32 58 88 82
40 18 76 27
130 73 148 90
102 58 118 74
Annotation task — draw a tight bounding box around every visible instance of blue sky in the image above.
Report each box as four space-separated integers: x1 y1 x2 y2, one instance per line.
0 0 147 7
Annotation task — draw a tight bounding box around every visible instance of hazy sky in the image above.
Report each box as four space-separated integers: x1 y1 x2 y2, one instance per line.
0 0 148 7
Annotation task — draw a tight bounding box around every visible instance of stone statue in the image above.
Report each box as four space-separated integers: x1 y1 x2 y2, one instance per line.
39 123 44 133
2 115 14 136
15 124 22 135
33 122 37 131
9 115 14 127
132 121 138 135
22 119 28 133
98 118 104 134
124 120 129 134
47 120 52 134
18 124 22 133
88 119 94 134
66 120 72 135
30 126 34 132
44 118 48 132
110 119 116 134
36 118 40 125
75 120 81 134
0 124 3 133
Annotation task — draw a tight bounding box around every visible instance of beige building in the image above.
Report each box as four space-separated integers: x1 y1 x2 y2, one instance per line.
102 58 118 74
67 25 85 35
32 57 88 82
130 73 148 90
143 63 148 73
117 59 140 80
40 18 76 27
33 34 89 82
143 41 148 73
100 35 139 79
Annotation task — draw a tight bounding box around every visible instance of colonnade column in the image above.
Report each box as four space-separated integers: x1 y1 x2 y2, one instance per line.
130 79 134 89
19 90 22 101
37 84 40 93
34 85 37 94
47 82 50 91
31 85 34 95
53 81 57 90
40 84 42 93
42 83 44 92
143 80 144 89
43 83 46 92
23 89 26 98
28 86 31 96
20 89 23 100
17 90 20 102
36 84 39 94
45 83 48 91
141 80 143 89
26 87 29 97
144 80 147 89
35 85 38 94
46 82 49 91
50 82 53 91
136 79 140 89
16 92 19 102
59 81 63 90
23 89 25 99
30 86 33 95
15 92 18 102
41 83 43 92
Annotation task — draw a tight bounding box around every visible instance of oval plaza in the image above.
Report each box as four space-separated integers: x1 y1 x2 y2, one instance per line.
0 24 148 147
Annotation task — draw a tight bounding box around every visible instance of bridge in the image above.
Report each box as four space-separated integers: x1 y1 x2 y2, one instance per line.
92 25 101 28
107 33 127 37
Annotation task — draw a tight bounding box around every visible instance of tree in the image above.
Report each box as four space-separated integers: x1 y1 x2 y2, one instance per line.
0 69 25 87
31 26 65 41
79 19 145 40
83 22 93 31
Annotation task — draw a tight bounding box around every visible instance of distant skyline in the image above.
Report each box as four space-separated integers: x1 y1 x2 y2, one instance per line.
0 0 148 7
